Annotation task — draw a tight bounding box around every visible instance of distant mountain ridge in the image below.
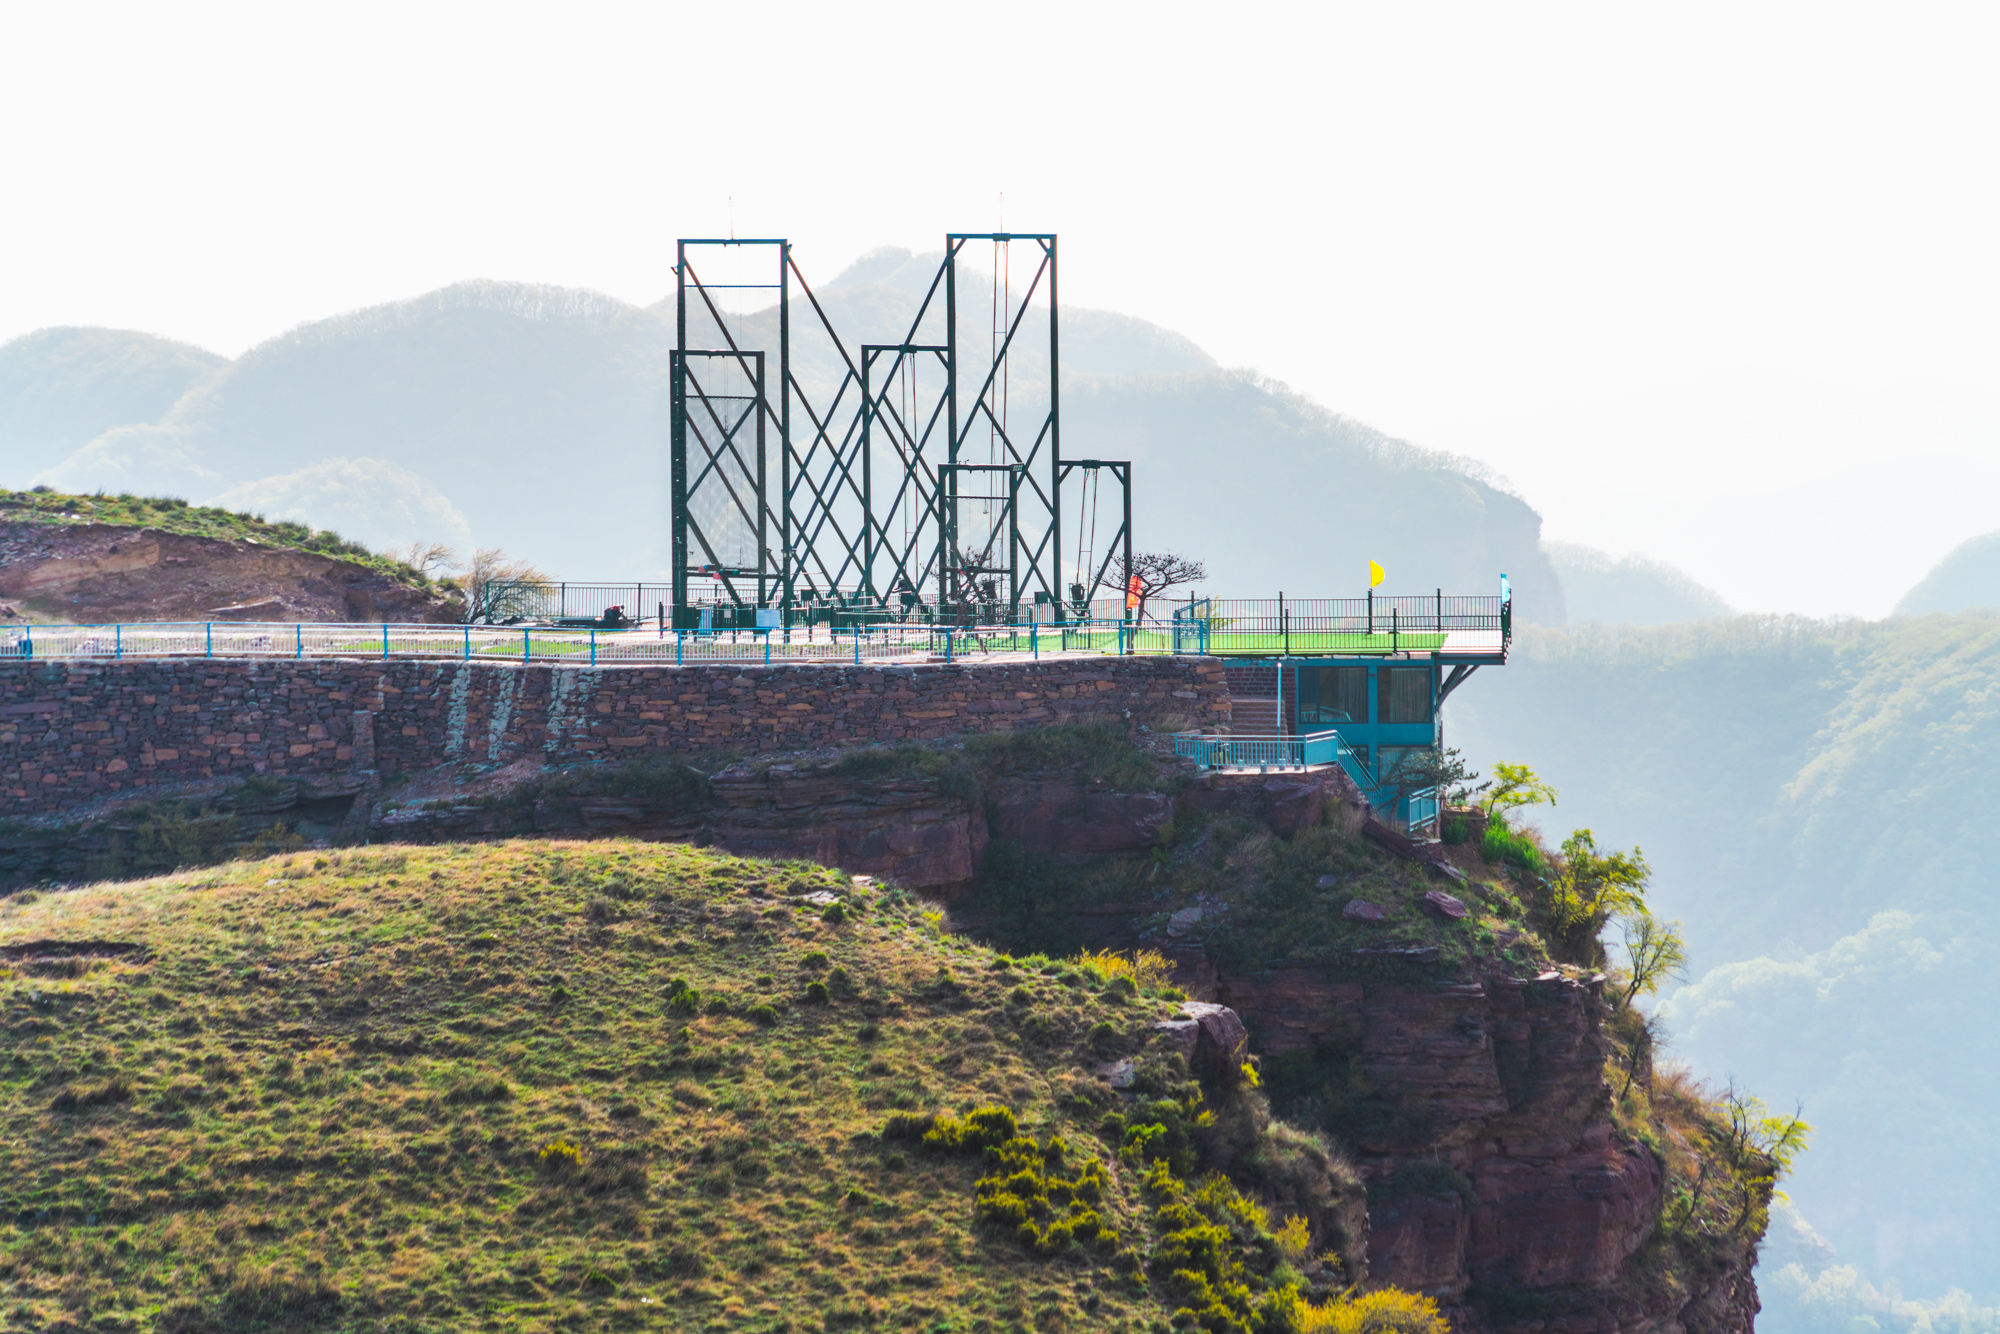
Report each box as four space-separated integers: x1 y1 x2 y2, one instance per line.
0 327 225 476
1546 541 1733 624
10 252 1562 617
1893 528 2000 616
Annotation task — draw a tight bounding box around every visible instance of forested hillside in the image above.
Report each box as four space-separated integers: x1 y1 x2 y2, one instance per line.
1448 610 2000 1320
0 328 224 475
1895 529 2000 616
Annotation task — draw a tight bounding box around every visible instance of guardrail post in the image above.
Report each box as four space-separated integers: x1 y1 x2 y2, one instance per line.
1392 608 1399 653
463 625 470 660
206 623 212 658
590 627 597 666
115 625 122 659
523 628 530 663
382 623 389 660
21 625 29 660
1031 621 1037 660
944 629 953 663
854 633 861 665
764 632 771 666
297 624 304 659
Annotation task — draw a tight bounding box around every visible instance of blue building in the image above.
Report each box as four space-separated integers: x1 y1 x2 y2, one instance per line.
1170 581 1512 829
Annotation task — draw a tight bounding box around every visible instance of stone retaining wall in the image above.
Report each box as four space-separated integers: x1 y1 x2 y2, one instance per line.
0 656 1229 819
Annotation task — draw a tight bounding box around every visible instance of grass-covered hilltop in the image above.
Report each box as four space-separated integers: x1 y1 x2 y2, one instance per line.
0 487 463 625
0 488 442 596
0 839 1448 1333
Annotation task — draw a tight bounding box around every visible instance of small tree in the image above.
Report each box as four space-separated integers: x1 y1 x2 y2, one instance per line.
460 547 555 624
1610 912 1690 1099
1543 829 1650 963
1483 762 1558 825
1100 551 1205 624
1614 913 1690 1012
1678 1085 1811 1237
1377 746 1482 833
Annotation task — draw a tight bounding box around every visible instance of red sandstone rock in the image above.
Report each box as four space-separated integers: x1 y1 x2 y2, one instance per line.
1261 776 1326 836
1468 1140 1665 1288
986 778 1174 857
707 765 980 890
1155 1001 1250 1083
1366 1191 1471 1298
1422 890 1469 920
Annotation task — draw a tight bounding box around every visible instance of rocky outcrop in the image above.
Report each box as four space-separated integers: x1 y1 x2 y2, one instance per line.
0 519 459 624
705 763 987 888
1155 1000 1252 1084
1096 955 1734 1332
985 776 1175 858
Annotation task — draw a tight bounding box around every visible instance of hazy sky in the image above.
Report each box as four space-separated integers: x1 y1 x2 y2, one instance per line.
3 2 1994 617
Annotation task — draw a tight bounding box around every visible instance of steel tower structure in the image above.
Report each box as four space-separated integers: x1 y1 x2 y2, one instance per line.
669 232 1127 626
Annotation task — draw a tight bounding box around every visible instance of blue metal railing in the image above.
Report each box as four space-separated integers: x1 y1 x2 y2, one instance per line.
1406 785 1439 836
1172 728 1372 780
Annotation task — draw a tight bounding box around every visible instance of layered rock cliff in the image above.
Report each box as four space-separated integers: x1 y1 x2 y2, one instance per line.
0 723 1771 1328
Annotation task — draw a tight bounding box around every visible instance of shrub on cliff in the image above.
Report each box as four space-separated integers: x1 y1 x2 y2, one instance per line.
81 797 304 881
1540 829 1651 965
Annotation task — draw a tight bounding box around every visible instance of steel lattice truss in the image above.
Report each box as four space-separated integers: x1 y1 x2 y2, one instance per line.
668 232 1126 625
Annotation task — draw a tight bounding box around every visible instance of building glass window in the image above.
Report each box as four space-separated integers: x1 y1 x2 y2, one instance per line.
1299 666 1368 725
1376 745 1429 784
1379 666 1433 724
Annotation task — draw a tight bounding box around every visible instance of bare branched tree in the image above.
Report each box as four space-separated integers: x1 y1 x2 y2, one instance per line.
1099 551 1206 623
460 547 555 624
388 540 458 580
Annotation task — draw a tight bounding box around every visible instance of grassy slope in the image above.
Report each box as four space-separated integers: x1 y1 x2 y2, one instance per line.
967 808 1555 982
0 840 1241 1333
0 489 438 595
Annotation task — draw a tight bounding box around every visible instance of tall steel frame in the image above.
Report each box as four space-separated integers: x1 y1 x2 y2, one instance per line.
670 230 1099 625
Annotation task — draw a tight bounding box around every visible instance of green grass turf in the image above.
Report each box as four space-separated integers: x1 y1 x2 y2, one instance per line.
1199 634 1447 656
0 841 1211 1332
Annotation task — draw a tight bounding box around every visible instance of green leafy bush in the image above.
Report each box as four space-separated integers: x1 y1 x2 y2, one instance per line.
666 978 702 1015
920 1105 1018 1151
1481 824 1544 875
973 1134 1116 1255
538 1139 583 1175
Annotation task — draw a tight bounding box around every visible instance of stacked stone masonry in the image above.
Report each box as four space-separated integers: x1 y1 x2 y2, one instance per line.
0 656 1229 817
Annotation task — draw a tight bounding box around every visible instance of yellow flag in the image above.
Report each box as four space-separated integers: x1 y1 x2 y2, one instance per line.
1368 560 1386 588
